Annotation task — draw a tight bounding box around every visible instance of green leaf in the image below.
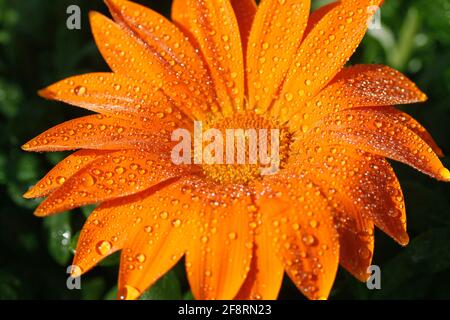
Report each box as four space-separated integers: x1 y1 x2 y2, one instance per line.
69 231 80 254
139 269 182 300
15 153 40 183
183 290 194 300
46 152 69 166
370 228 450 299
418 0 450 45
80 204 96 219
402 180 450 231
0 153 7 184
7 181 38 209
43 212 72 265
81 277 106 300
0 78 22 118
104 286 118 300
0 271 21 299
98 251 120 267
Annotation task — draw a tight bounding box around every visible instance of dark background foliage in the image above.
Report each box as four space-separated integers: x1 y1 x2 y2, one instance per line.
0 0 449 300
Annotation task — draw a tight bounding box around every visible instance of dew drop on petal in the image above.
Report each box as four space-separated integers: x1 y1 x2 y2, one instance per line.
228 232 237 240
135 253 146 263
81 173 96 187
96 240 112 256
74 86 86 96
171 219 182 228
302 234 317 246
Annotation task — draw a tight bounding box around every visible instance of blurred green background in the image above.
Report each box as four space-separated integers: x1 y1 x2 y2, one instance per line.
0 0 449 300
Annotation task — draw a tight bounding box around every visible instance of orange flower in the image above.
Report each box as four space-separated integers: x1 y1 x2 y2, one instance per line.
23 0 449 300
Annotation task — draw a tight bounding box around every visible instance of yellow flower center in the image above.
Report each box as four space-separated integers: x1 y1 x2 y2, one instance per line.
201 113 291 184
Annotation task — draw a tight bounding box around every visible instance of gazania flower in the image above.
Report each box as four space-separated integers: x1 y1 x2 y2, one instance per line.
23 0 449 300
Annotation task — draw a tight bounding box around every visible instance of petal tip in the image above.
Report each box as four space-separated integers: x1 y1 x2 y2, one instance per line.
88 10 103 23
21 142 31 151
117 285 141 300
418 91 428 103
38 88 55 100
22 140 40 152
104 0 120 8
399 234 410 247
33 202 52 217
23 189 35 199
354 271 371 283
439 167 450 182
33 210 45 217
69 265 83 278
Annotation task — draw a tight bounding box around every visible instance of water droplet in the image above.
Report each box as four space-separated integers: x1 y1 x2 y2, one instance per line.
358 247 371 260
201 236 209 244
81 173 96 187
374 120 383 128
302 234 317 246
228 232 237 240
171 219 182 228
284 92 294 102
160 211 168 219
252 293 262 300
115 166 125 174
96 240 112 256
135 253 146 263
74 86 86 96
56 176 66 185
309 220 319 228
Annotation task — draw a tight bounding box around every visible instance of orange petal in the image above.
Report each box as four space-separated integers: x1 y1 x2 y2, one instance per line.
34 150 192 216
184 0 244 115
171 0 190 34
22 114 170 153
230 0 257 55
290 104 443 158
105 0 219 115
303 1 340 39
289 142 410 246
304 106 449 181
247 0 310 113
72 187 158 276
255 174 340 300
321 65 427 106
288 147 412 277
235 215 284 300
283 64 428 124
24 150 109 199
380 108 443 157
184 177 254 299
334 208 375 281
357 158 409 246
89 11 208 119
279 0 383 107
116 180 197 299
39 72 192 126
288 155 374 279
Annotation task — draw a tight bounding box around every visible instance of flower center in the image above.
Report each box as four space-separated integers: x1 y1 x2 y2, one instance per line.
201 113 291 184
